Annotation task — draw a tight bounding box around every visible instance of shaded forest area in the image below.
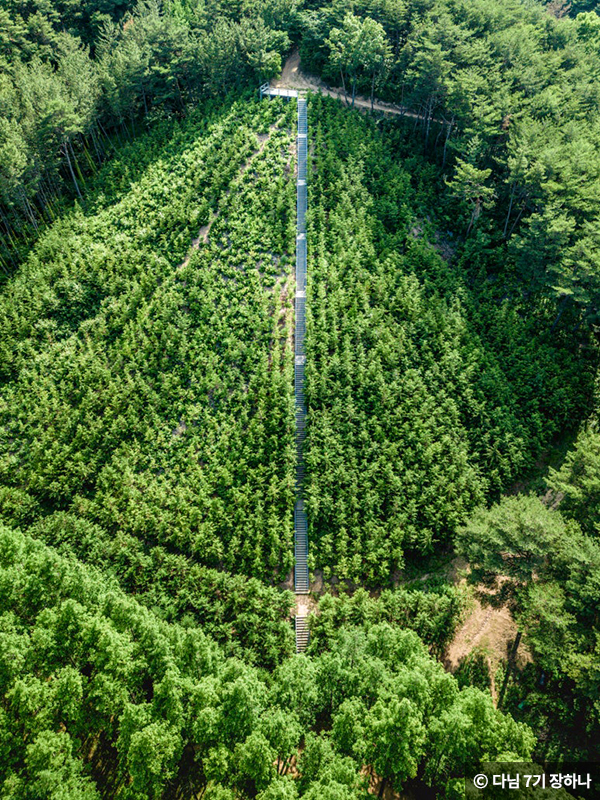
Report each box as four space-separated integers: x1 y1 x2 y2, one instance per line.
0 0 295 268
299 0 600 322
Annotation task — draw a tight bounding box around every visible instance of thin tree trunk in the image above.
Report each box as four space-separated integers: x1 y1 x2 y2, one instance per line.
47 168 60 199
2 201 23 235
90 126 103 164
498 630 522 710
340 69 348 106
442 116 454 169
69 139 86 189
43 174 59 206
466 200 479 237
551 296 568 332
371 72 375 112
63 141 83 200
503 182 516 238
19 187 39 231
98 119 120 153
425 97 433 146
351 77 356 107
0 204 14 237
36 179 50 210
82 142 96 174
508 201 527 238
176 77 185 112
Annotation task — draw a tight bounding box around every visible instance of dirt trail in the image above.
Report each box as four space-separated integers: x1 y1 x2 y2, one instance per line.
405 556 531 707
445 591 531 705
273 49 315 92
179 119 285 269
295 593 315 617
273 49 436 122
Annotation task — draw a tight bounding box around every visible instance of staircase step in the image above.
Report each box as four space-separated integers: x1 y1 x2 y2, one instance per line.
295 617 310 652
295 617 310 653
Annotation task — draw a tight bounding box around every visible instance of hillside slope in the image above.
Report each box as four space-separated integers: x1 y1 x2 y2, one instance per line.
0 97 296 582
304 95 596 584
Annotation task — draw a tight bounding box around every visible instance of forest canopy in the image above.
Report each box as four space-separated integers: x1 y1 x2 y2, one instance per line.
0 524 535 798
0 0 298 267
304 94 595 583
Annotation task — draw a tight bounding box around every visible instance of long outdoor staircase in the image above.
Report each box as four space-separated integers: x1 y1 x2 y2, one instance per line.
261 89 310 653
294 97 310 651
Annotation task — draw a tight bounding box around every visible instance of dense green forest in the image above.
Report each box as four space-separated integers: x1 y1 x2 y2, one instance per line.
2 0 600 796
304 94 595 583
0 96 299 679
0 97 296 582
0 0 296 267
0 525 534 798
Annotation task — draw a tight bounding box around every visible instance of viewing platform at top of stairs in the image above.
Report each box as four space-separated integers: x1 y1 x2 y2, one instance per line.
260 84 299 99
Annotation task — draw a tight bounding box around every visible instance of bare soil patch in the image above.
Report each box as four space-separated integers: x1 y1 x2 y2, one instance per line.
295 592 316 618
273 49 438 122
445 586 531 705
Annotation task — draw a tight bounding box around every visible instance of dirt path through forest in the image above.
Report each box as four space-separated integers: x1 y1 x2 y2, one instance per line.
273 49 437 123
295 593 315 618
401 557 530 707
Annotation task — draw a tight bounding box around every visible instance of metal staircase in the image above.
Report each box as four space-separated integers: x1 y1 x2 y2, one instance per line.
294 499 309 593
295 615 310 654
293 98 310 651
260 91 310 653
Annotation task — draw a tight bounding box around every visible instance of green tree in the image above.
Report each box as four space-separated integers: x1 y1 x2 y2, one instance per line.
326 13 363 106
547 425 600 535
260 708 302 776
366 695 426 794
257 777 299 800
446 157 495 236
233 731 276 796
455 494 567 589
326 14 391 109
359 17 392 111
16 730 99 800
